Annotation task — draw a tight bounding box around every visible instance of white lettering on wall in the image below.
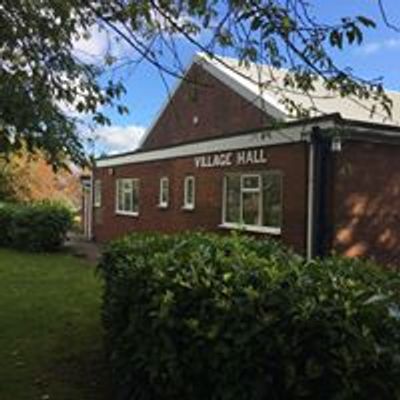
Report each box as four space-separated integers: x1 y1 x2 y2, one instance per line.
194 152 233 168
194 149 268 168
236 149 267 165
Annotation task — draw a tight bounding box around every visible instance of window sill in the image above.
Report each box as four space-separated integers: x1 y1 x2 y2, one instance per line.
158 203 169 209
218 223 281 236
94 204 101 208
182 205 195 211
115 211 139 217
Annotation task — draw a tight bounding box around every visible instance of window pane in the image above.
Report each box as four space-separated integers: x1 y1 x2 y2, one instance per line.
132 181 139 213
185 177 195 207
187 178 193 204
124 180 132 192
242 175 260 190
225 176 240 223
160 178 168 204
242 192 261 225
263 173 282 228
117 181 124 211
94 180 101 206
124 191 132 211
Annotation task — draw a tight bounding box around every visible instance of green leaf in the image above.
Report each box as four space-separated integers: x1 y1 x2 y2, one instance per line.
357 16 377 29
250 17 262 31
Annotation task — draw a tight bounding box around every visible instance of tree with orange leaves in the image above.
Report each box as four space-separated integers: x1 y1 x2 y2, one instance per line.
0 151 82 209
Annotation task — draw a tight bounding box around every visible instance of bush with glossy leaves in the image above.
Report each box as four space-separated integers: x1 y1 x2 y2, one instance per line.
99 232 400 400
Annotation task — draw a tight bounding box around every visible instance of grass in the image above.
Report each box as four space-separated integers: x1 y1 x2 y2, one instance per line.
0 248 111 400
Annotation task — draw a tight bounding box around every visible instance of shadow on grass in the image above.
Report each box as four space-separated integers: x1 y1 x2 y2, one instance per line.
47 344 113 400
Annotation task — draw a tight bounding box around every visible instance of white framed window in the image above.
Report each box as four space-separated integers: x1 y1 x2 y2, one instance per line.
159 177 169 208
183 176 195 210
94 179 102 208
222 171 282 234
115 178 139 216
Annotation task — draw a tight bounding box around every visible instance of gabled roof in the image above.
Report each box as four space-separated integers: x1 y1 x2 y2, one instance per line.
195 53 400 125
137 53 400 151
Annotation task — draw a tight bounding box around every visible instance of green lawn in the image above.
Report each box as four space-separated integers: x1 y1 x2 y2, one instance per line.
0 249 111 400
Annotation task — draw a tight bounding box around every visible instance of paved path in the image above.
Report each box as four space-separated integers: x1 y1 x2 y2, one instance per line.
64 232 102 265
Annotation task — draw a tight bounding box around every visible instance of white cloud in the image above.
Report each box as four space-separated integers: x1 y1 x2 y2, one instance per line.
386 38 400 49
357 38 400 55
72 25 132 63
72 26 109 62
71 14 202 65
359 42 381 55
149 8 200 38
89 124 146 154
74 28 104 55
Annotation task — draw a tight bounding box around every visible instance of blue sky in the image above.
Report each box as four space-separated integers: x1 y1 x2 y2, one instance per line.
77 0 400 154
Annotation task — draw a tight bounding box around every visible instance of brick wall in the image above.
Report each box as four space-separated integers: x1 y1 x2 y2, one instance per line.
141 63 273 150
332 140 400 266
93 142 309 254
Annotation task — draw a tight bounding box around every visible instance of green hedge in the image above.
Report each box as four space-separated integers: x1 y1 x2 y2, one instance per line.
0 201 73 252
98 233 400 400
0 202 17 246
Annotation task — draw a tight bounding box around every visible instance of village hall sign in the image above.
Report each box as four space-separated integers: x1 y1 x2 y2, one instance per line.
194 149 268 168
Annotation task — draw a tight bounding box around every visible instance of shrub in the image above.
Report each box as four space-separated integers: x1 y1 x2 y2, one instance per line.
0 201 73 252
98 232 400 400
0 202 17 246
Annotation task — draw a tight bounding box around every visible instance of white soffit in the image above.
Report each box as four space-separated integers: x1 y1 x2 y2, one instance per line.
96 120 336 168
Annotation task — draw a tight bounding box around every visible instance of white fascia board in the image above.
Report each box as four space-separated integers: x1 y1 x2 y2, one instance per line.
96 120 336 168
195 55 288 120
345 124 400 137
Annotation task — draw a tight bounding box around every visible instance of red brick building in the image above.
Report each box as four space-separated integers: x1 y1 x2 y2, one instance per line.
88 54 400 265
